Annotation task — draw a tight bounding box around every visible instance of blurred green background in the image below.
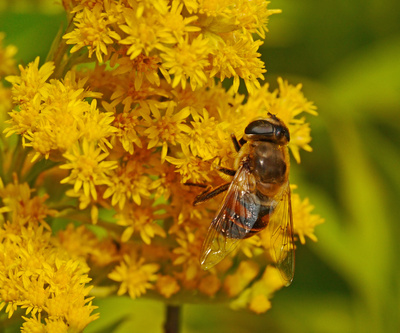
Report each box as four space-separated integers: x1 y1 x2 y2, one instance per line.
1 0 399 332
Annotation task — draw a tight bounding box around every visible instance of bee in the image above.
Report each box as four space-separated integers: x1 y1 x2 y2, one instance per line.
193 113 295 285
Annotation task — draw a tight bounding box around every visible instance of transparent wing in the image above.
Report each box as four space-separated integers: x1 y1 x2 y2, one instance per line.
269 182 295 286
200 163 260 270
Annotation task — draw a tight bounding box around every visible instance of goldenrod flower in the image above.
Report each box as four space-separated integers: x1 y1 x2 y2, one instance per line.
0 177 57 228
142 101 191 160
119 7 169 60
112 110 143 154
108 253 160 299
265 77 318 162
173 228 204 280
160 34 211 90
165 143 212 183
198 0 280 36
0 0 324 330
223 260 260 297
60 139 117 200
198 274 221 297
20 315 47 333
103 159 152 207
6 56 54 109
210 37 266 94
0 32 17 77
292 194 325 244
0 216 98 328
159 1 200 42
156 275 181 298
237 265 283 314
63 6 121 63
0 82 13 129
5 59 106 161
149 163 182 201
184 109 230 161
115 201 166 244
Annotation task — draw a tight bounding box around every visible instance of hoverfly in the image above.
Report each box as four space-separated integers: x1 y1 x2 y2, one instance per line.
193 113 295 286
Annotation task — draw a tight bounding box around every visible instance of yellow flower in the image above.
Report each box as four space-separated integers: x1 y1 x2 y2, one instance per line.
232 0 282 38
198 274 221 297
292 194 325 244
60 139 118 200
149 163 182 201
267 77 318 162
248 294 272 314
5 59 108 161
199 0 280 33
5 56 54 108
112 108 143 154
239 235 263 259
165 143 212 183
43 318 70 333
236 77 318 163
0 83 13 131
0 32 18 78
223 260 260 297
210 37 266 94
289 121 314 163
142 102 191 160
181 0 199 14
21 314 46 333
156 275 180 298
119 6 174 60
57 224 121 267
112 54 169 89
80 99 117 151
0 215 97 330
57 224 100 259
103 159 152 208
183 109 230 161
109 71 170 113
115 201 166 244
230 266 284 313
0 177 57 228
159 1 200 43
63 6 121 63
160 34 211 90
64 298 99 332
172 228 203 281
108 253 160 299
1 0 324 325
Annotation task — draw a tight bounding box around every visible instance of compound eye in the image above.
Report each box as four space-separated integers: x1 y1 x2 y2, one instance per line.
245 120 274 136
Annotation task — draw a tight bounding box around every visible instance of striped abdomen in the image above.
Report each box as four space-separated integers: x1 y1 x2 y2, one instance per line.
218 190 275 239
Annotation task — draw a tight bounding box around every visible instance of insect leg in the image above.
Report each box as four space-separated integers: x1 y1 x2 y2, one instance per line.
193 182 230 206
184 182 208 188
231 134 241 152
216 166 236 176
231 134 247 152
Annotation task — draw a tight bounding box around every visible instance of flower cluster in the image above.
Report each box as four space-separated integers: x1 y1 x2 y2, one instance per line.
0 178 98 331
0 0 324 331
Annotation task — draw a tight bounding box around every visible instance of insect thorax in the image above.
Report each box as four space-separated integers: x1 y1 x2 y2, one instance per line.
250 141 288 186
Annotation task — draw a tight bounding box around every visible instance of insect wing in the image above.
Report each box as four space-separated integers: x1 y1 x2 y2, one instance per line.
200 163 259 270
269 182 295 286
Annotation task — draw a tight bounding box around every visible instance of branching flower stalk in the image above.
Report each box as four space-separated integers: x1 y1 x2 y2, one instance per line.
0 1 324 332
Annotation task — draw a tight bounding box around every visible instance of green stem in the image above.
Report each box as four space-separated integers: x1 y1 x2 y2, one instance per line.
47 13 76 78
6 139 29 182
23 159 59 188
164 304 181 333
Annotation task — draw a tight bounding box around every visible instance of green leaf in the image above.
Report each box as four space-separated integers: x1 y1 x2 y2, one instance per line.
325 36 400 119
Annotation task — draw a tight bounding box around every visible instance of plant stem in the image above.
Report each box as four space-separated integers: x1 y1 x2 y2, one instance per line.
164 304 181 333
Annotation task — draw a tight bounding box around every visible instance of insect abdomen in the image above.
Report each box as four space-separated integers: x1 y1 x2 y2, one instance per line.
222 195 274 239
